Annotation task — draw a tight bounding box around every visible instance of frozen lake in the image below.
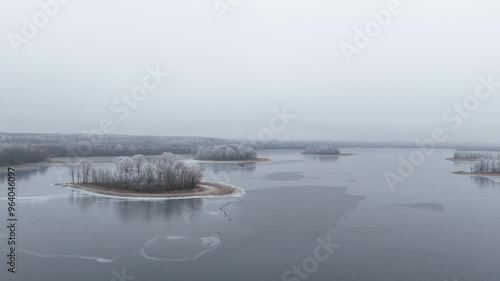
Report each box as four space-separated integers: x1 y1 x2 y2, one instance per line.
1 149 499 281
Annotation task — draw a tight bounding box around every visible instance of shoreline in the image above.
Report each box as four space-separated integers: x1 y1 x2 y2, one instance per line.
0 156 268 170
193 157 270 164
446 158 482 162
0 158 116 171
61 182 245 200
453 171 500 177
0 161 56 171
301 153 357 156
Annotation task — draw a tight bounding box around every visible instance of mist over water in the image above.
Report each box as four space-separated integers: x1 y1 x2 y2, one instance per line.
1 1 500 142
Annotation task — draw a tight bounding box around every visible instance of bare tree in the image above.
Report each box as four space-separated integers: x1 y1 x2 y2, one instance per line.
77 159 94 184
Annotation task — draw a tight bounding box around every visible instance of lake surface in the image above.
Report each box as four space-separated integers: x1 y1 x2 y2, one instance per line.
1 149 499 281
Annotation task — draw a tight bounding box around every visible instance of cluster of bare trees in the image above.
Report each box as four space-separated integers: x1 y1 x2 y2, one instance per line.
195 144 257 161
454 152 500 160
68 159 94 184
69 153 203 193
303 146 340 155
471 158 500 174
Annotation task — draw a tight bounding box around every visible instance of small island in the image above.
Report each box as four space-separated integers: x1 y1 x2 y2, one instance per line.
447 151 500 162
194 144 269 162
454 158 500 177
301 145 356 156
64 153 243 199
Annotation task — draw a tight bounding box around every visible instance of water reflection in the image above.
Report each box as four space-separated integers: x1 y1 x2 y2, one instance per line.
0 165 49 181
199 162 257 174
303 154 340 163
68 191 204 222
470 176 500 188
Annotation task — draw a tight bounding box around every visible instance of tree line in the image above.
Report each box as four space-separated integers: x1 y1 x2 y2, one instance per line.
454 152 500 160
0 133 228 166
195 144 257 161
303 145 340 155
471 158 500 174
69 153 203 193
0 145 49 166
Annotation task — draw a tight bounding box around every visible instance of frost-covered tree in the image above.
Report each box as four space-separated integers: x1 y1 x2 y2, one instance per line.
195 144 257 161
454 152 500 160
132 154 147 175
73 153 204 193
303 145 340 155
115 157 135 181
471 158 500 174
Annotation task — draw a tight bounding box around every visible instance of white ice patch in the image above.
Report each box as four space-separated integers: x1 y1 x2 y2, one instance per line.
165 235 186 240
201 237 221 248
140 234 221 262
18 249 120 263
0 194 71 204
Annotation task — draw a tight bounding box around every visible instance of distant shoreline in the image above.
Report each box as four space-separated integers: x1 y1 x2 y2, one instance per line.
0 156 268 170
453 171 500 177
0 161 55 171
301 153 357 156
61 182 244 199
194 158 270 164
446 158 481 162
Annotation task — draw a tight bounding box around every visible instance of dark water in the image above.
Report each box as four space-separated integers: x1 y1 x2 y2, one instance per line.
1 149 500 281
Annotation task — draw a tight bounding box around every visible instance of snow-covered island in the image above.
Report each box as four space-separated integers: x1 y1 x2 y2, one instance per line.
454 158 500 177
63 153 243 199
194 144 269 163
301 145 356 156
447 151 500 162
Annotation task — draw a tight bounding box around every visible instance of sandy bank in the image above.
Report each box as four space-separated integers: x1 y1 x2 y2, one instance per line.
453 171 500 176
446 158 481 162
301 153 357 156
61 182 244 199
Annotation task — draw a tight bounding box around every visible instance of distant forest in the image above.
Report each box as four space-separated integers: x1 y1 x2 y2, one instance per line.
3 132 500 166
0 133 227 166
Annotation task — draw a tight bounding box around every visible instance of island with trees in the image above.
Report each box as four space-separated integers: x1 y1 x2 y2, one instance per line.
194 144 268 162
447 151 500 161
64 153 243 198
454 158 500 177
301 145 356 156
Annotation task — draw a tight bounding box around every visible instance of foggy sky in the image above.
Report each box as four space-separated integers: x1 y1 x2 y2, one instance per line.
1 0 499 142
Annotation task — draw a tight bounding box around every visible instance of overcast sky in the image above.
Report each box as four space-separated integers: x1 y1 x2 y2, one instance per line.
1 0 499 142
